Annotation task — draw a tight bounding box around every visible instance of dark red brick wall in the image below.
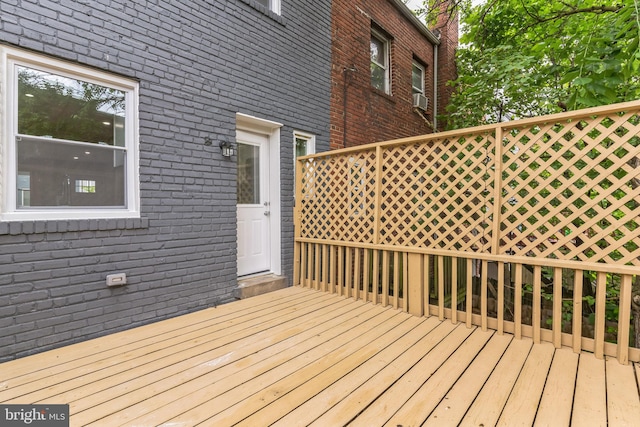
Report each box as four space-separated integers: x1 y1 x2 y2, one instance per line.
330 0 457 149
434 1 459 131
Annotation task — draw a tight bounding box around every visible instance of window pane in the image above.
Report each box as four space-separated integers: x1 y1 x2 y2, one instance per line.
17 66 126 146
412 63 424 93
237 143 260 204
255 0 269 7
75 179 96 193
371 63 386 91
370 37 385 65
17 172 31 207
17 137 125 207
295 137 308 158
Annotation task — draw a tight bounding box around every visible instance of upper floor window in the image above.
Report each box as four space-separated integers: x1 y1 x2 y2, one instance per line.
294 131 315 159
294 131 315 168
293 131 315 194
255 0 281 15
412 61 425 95
370 29 390 94
1 47 140 221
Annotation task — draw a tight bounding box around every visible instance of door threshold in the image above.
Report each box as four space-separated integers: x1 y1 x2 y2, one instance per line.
234 273 287 299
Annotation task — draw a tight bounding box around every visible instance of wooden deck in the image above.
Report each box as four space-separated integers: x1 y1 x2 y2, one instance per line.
1 286 639 426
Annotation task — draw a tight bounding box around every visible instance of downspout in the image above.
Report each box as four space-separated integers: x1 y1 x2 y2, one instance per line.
433 30 441 132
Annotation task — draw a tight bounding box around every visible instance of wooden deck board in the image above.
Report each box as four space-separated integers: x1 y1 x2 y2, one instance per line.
572 353 608 427
423 333 513 426
308 321 460 427
383 328 495 427
605 357 640 426
534 347 579 426
460 338 534 426
64 294 370 418
81 297 396 425
176 312 415 426
349 323 476 426
497 342 555 426
0 287 638 427
1 286 311 382
249 317 443 427
4 290 340 403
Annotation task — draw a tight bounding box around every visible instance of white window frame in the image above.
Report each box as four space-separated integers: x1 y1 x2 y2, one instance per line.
371 29 390 94
293 131 315 165
412 61 426 95
0 46 140 222
255 0 281 14
293 131 315 193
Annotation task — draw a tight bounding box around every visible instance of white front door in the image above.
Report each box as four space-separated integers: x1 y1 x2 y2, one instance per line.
237 130 271 276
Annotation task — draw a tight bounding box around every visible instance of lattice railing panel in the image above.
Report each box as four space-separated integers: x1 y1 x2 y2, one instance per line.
296 101 640 267
378 133 495 253
298 151 377 243
500 110 640 265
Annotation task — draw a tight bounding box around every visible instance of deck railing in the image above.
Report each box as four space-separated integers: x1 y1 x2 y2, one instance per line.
294 100 640 364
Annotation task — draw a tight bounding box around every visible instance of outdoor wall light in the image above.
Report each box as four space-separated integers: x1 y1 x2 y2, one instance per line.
219 139 235 157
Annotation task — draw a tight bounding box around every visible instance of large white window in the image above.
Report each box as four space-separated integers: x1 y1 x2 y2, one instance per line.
254 0 281 14
370 29 390 94
1 47 139 221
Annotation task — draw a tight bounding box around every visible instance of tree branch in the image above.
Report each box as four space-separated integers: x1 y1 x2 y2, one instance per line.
524 4 623 28
519 0 539 22
479 0 501 45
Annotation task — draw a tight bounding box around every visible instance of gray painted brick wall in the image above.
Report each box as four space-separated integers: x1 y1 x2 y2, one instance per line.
0 0 331 361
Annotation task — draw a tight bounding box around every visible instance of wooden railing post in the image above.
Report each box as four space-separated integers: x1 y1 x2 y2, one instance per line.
437 256 444 320
533 265 542 344
595 272 607 359
373 145 383 246
407 253 424 316
451 257 458 324
293 159 308 285
572 270 584 354
293 157 304 286
490 127 504 334
552 267 563 348
490 125 504 255
514 263 523 339
617 274 632 364
481 260 489 331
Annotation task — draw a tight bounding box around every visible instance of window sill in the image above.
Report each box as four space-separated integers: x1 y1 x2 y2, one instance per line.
371 88 396 103
0 217 149 235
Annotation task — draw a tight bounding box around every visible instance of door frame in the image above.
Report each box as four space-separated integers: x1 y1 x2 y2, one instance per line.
236 112 283 276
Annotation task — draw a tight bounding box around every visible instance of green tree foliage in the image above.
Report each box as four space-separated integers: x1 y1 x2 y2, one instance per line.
439 0 640 129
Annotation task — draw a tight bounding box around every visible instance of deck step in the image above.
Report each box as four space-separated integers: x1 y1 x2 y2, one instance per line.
234 274 288 299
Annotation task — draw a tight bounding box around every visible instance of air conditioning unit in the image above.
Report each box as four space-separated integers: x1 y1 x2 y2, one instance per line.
413 93 429 111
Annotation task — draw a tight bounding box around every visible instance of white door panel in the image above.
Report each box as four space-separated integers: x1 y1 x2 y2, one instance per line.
237 130 270 276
